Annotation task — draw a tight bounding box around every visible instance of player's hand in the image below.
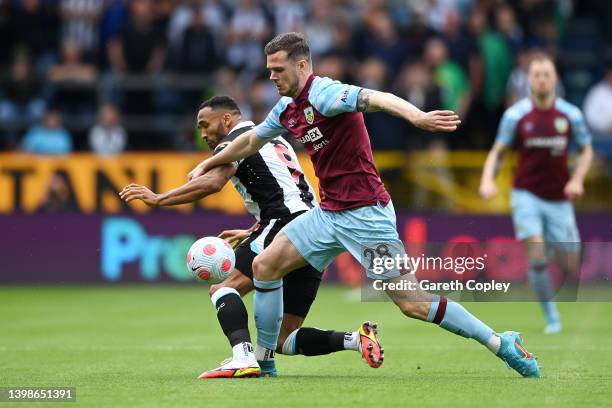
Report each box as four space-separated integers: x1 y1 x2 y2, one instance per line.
188 163 205 181
119 183 160 207
564 179 584 200
479 179 498 200
218 229 252 248
414 110 461 132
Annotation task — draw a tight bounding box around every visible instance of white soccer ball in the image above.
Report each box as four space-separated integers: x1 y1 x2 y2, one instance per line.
186 236 235 283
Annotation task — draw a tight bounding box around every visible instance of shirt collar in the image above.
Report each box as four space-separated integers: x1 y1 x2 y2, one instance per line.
295 74 315 102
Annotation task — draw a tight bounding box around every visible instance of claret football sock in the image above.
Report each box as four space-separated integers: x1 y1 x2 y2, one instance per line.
427 296 499 354
280 328 355 356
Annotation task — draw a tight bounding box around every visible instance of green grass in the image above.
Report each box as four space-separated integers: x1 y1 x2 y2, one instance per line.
1 285 611 407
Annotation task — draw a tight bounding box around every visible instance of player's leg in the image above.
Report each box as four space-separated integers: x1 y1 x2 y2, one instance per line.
339 200 540 377
276 266 383 368
512 189 559 333
251 207 344 374
199 236 261 379
198 269 260 379
540 199 582 334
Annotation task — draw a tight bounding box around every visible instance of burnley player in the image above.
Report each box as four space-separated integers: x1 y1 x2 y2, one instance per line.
480 54 593 334
120 96 383 378
193 32 541 377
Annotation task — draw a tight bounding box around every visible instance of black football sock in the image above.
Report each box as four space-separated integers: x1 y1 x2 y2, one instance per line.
212 288 251 347
280 327 356 356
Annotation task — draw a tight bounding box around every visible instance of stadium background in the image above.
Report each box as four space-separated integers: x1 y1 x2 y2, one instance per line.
1 0 611 284
2 2 612 406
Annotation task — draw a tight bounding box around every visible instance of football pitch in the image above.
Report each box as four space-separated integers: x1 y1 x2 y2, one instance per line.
2 285 611 407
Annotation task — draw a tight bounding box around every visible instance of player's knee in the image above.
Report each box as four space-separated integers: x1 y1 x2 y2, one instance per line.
252 254 279 281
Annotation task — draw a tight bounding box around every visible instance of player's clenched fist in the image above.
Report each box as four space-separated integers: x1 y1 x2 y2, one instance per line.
413 110 461 132
479 179 498 200
563 179 584 200
119 183 160 206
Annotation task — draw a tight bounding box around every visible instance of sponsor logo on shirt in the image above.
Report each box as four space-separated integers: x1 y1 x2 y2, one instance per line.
297 127 324 144
304 106 315 125
297 127 329 151
341 87 350 103
524 135 567 155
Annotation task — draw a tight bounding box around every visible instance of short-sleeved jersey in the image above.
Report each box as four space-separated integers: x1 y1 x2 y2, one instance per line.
255 74 390 211
214 121 316 221
495 97 592 201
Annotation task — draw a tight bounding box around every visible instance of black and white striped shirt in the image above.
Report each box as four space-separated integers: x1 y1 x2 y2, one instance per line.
213 121 317 222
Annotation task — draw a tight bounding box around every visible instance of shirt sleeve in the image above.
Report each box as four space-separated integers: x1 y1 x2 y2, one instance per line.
569 107 592 147
255 98 289 141
495 109 519 147
213 142 241 166
308 77 362 116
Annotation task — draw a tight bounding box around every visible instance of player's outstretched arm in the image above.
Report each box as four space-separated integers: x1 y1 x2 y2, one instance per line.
479 142 507 200
120 164 236 207
189 128 265 180
564 144 593 199
356 89 461 132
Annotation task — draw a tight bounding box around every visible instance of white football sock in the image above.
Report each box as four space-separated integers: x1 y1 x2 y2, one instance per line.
232 342 256 362
485 333 501 355
255 345 275 361
343 331 359 351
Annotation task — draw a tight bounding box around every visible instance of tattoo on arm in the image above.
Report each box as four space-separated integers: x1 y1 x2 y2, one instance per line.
357 89 374 112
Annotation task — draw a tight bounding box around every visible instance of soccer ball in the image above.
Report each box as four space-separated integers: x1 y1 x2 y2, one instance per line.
186 236 235 283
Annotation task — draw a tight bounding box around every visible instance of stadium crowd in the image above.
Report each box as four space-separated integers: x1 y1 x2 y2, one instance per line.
0 0 611 153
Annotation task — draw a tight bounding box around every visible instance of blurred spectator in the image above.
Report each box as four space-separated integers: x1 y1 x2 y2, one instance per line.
0 51 46 123
424 38 470 117
167 0 225 52
583 67 612 137
176 10 218 74
273 0 306 34
316 52 350 83
440 8 481 96
495 4 524 54
107 0 166 121
98 0 128 66
471 7 511 114
303 0 335 56
154 0 177 34
225 0 270 72
353 8 409 76
395 61 444 149
21 109 73 154
60 0 104 60
0 0 13 68
48 39 98 115
12 0 60 73
89 104 127 155
356 58 407 150
107 0 165 74
405 8 436 56
37 173 78 213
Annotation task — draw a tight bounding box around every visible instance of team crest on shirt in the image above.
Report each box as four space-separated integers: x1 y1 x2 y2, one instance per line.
554 117 569 134
304 106 315 125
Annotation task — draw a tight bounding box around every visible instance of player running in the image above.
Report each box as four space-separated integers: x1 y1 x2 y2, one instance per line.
119 95 383 378
193 32 541 378
479 54 593 334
